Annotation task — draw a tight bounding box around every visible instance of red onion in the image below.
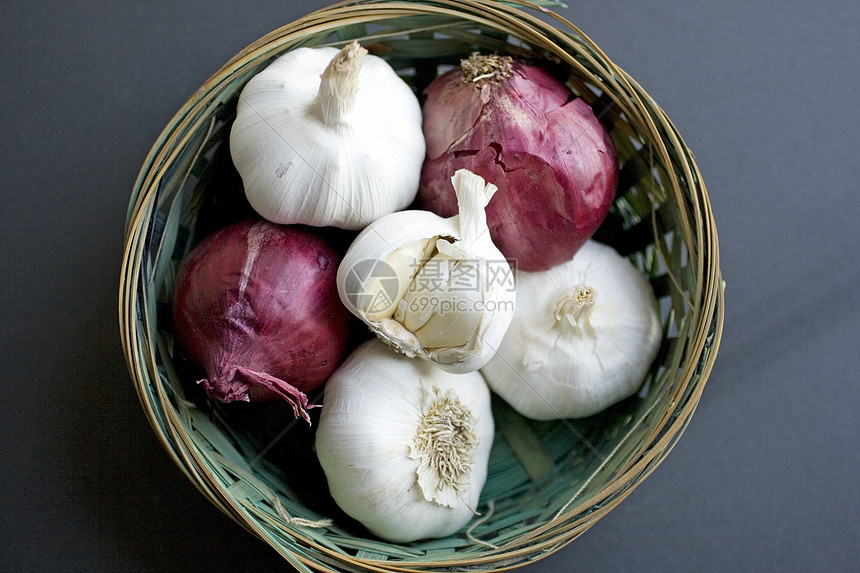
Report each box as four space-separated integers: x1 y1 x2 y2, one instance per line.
418 54 619 272
171 219 354 422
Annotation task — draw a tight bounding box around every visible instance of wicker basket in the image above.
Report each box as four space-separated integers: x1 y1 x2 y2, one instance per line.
119 1 724 571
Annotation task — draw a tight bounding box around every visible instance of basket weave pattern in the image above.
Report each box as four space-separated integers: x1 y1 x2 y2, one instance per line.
119 1 724 571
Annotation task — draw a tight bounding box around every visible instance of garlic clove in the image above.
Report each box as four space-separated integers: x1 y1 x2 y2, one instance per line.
396 255 486 351
363 238 436 322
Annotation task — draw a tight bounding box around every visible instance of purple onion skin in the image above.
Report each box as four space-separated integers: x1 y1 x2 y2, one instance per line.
172 219 353 422
419 59 619 272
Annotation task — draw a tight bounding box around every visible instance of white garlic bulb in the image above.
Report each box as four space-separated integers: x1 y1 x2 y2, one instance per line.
336 169 516 373
229 41 425 230
315 339 494 543
481 240 662 420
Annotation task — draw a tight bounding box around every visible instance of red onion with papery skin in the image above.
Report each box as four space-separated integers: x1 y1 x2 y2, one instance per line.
418 54 619 272
171 219 354 423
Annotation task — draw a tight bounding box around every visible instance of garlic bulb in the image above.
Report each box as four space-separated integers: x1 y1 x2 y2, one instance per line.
229 41 425 230
336 169 516 373
481 240 662 420
315 339 494 543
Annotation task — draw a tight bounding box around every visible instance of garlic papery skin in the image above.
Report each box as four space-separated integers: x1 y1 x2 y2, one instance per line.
315 339 494 543
480 240 662 420
336 169 516 373
229 41 425 230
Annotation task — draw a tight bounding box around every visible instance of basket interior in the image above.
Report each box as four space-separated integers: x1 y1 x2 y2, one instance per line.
121 2 722 571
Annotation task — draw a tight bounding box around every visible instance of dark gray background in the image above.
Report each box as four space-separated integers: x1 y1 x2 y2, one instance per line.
2 1 858 571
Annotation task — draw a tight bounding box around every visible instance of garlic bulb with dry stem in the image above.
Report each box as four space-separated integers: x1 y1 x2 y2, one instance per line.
481 240 662 420
336 169 516 373
315 339 494 542
230 41 425 230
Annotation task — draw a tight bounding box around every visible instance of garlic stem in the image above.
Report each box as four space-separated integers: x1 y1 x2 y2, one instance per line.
553 285 597 328
318 40 367 126
449 169 497 251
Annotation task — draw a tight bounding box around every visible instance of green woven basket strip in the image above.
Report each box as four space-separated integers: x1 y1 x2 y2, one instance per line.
649 273 674 300
227 477 266 505
187 409 252 473
149 188 183 292
254 505 347 557
537 423 589 466
140 282 165 413
520 386 682 520
682 254 697 294
668 320 718 421
183 118 230 211
409 540 462 553
210 454 361 561
485 431 514 470
325 535 425 559
423 548 459 559
641 362 678 415
617 148 653 202
382 30 540 64
478 290 682 516
349 14 472 42
355 550 390 561
226 460 284 506
337 23 368 42
256 465 336 524
669 231 693 330
259 533 318 573
255 491 335 539
482 404 632 523
494 400 556 482
542 464 613 516
315 555 370 573
278 522 342 555
126 120 198 236
153 339 198 421
333 535 415 558
484 451 531 490
370 37 496 60
616 154 668 215
242 499 343 556
481 483 564 531
476 508 545 540
481 458 531 500
622 185 662 230
138 361 172 450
